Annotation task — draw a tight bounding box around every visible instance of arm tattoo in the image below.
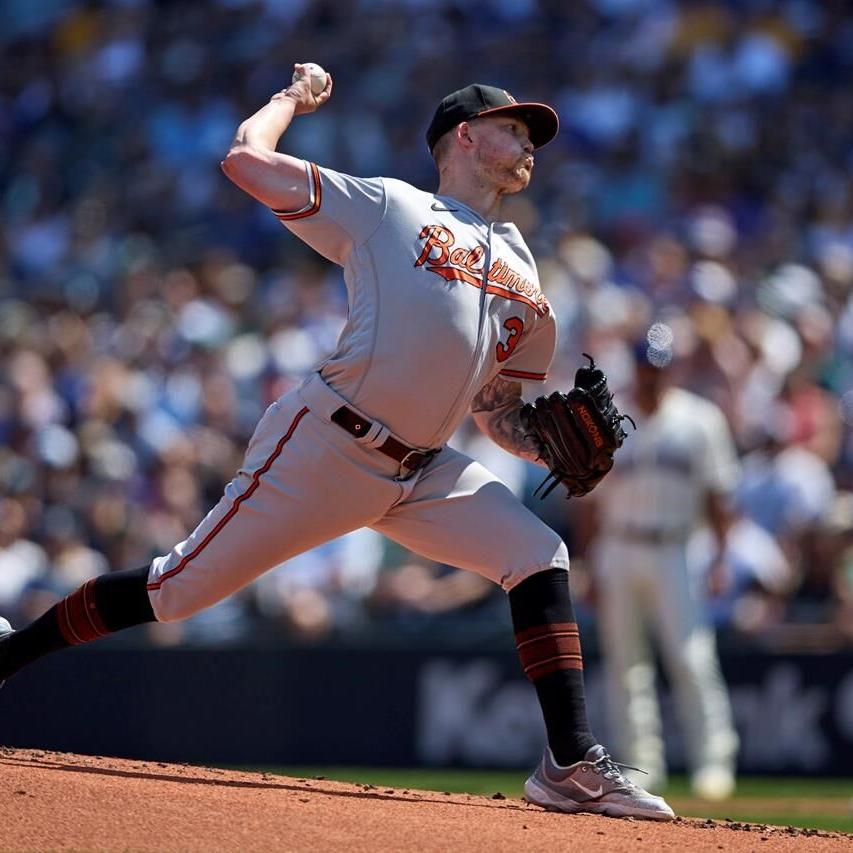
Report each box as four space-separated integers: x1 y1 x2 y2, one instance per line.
471 376 545 465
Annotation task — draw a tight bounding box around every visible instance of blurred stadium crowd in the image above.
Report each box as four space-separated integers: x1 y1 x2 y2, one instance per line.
1 0 853 646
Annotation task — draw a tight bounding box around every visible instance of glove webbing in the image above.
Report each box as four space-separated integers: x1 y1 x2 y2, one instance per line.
530 355 634 500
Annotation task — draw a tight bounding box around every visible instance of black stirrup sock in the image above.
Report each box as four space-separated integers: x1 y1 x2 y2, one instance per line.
508 568 597 766
0 566 155 682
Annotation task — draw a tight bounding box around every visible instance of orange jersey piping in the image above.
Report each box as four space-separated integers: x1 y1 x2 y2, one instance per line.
147 406 310 591
499 368 547 381
272 162 322 221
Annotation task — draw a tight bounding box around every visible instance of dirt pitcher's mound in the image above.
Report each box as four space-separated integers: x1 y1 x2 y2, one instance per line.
0 748 849 852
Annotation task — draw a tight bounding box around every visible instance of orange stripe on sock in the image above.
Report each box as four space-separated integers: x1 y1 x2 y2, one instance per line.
524 654 584 679
515 622 578 645
515 629 579 652
57 596 83 645
516 622 584 681
56 583 109 646
82 580 109 637
147 406 309 592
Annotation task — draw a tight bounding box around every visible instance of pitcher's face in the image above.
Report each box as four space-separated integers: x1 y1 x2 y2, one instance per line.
469 116 535 195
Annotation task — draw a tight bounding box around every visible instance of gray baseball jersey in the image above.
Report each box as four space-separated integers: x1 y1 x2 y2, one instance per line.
279 161 557 448
147 161 566 622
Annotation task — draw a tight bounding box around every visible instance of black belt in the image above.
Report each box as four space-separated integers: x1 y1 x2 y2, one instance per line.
331 406 439 473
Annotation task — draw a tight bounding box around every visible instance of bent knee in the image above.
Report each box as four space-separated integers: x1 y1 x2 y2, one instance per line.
501 539 569 592
147 585 208 623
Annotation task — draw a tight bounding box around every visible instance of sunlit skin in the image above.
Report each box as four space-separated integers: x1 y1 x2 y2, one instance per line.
469 116 535 193
221 70 536 224
436 115 535 221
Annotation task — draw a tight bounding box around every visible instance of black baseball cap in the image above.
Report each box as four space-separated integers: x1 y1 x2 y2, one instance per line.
426 84 560 153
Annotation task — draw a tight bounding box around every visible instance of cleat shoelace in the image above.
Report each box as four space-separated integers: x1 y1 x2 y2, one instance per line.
590 752 648 786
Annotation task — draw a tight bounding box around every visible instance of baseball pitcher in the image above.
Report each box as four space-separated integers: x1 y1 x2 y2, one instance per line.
0 65 673 821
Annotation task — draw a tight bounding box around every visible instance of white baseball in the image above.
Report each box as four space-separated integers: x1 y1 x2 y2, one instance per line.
293 63 327 96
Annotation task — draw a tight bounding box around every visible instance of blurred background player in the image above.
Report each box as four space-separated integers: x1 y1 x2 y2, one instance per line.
578 338 740 800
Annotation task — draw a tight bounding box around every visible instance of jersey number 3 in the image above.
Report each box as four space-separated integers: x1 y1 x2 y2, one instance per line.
496 317 524 363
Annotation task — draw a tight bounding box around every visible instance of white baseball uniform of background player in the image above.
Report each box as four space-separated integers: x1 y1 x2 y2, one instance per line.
584 349 740 800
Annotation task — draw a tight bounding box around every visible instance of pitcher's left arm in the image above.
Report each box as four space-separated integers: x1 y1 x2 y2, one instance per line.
471 375 545 465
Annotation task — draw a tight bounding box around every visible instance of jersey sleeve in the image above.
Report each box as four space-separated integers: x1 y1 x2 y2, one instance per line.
271 162 386 266
497 310 556 383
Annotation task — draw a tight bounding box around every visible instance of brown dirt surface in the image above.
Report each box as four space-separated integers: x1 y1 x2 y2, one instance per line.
0 748 851 852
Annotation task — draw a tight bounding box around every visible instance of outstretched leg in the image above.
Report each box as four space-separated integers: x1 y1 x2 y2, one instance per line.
0 567 154 684
514 568 674 821
374 447 674 820
508 567 596 764
1 391 399 686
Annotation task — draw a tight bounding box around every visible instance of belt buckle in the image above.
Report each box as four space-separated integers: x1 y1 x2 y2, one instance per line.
397 448 437 480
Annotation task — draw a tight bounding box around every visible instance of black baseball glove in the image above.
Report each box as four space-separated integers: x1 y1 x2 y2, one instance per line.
522 354 633 499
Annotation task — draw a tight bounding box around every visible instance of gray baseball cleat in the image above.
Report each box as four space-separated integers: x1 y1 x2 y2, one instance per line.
524 744 676 821
0 617 14 689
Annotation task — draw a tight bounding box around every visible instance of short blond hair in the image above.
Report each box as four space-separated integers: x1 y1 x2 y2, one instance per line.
431 129 454 167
